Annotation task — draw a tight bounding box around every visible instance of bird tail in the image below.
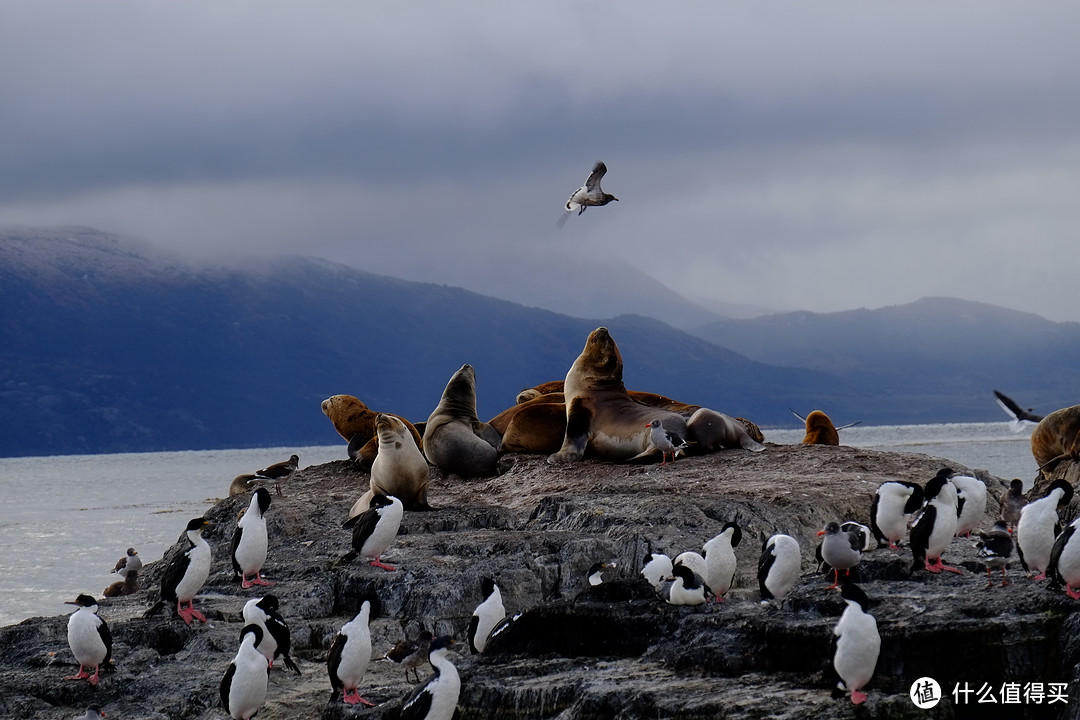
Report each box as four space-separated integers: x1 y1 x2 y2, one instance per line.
555 210 571 230
283 655 301 675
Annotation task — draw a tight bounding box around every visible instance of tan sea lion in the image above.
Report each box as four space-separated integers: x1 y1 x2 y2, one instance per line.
320 394 423 466
683 407 766 453
350 414 431 516
494 388 706 455
802 410 840 446
1032 405 1080 471
228 473 261 497
548 327 690 463
422 364 500 477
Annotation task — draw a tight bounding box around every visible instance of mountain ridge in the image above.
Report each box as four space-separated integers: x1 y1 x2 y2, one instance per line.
2 226 1076 457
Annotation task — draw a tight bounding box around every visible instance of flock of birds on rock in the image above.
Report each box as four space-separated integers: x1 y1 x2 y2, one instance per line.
626 462 1080 705
60 449 468 720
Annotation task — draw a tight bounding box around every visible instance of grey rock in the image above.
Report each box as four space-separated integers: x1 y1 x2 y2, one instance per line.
1 446 1077 719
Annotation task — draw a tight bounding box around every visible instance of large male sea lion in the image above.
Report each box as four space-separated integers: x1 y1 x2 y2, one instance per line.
320 395 423 467
1031 405 1080 471
423 364 500 477
547 327 691 463
350 414 431 516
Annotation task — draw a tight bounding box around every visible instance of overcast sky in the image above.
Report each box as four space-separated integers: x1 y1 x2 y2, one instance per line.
3 2 1079 322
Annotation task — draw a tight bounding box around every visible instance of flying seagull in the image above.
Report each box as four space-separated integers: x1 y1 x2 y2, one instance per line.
993 390 1042 433
557 161 618 227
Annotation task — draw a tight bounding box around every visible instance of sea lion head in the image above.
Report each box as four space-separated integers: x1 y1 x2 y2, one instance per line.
569 327 623 389
375 414 408 448
321 394 377 441
802 410 839 446
430 364 480 420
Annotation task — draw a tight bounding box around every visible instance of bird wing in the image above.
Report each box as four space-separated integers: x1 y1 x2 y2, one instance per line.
788 408 807 423
220 662 236 710
230 525 244 575
343 507 382 551
994 390 1043 424
467 614 482 654
835 420 862 430
327 633 346 691
1048 523 1075 583
98 615 113 665
160 545 193 602
584 161 608 192
399 677 436 720
757 541 778 599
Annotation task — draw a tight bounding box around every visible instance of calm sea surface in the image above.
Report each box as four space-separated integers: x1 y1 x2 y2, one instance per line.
0 423 1038 627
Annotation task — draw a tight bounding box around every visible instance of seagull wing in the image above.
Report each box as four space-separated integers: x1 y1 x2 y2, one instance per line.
584 161 608 192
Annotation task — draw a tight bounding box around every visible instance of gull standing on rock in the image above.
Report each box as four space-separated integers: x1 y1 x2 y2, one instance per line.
558 161 619 227
977 520 1015 588
1002 479 1027 528
379 629 433 684
253 453 299 496
818 522 862 588
74 706 106 720
645 418 687 465
64 594 112 686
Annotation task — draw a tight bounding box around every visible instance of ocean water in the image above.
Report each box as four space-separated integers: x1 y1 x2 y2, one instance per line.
0 445 345 628
0 423 1038 628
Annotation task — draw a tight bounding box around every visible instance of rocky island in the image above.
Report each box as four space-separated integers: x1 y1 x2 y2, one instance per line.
1 443 1078 720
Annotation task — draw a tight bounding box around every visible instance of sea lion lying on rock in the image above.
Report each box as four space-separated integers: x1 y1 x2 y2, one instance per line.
546 327 764 463
321 394 423 468
423 364 500 477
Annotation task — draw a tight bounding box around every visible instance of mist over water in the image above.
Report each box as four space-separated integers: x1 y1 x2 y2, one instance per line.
0 423 1037 627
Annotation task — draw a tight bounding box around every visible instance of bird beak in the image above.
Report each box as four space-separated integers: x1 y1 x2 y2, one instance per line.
816 530 826 536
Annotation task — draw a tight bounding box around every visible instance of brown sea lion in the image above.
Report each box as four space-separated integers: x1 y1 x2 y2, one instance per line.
422 364 500 477
494 388 708 455
320 394 423 466
350 414 431 516
1032 405 1080 471
548 327 690 463
684 407 766 453
802 410 840 446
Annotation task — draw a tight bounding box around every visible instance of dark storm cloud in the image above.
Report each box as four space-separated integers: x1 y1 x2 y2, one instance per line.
2 2 1079 321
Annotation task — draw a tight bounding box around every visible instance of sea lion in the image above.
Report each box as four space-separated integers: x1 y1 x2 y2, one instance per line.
548 327 690 463
422 364 500 477
684 407 766 453
320 394 423 467
350 414 431 516
229 473 261 497
802 410 840 446
495 387 705 456
1031 405 1080 471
